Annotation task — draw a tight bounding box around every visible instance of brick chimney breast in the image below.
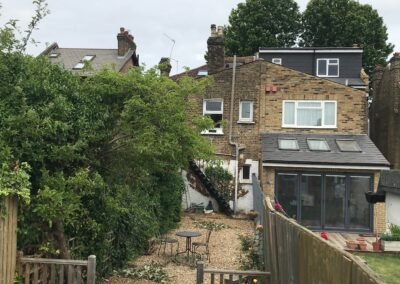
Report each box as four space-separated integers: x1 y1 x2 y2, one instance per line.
117 28 136 57
207 24 225 75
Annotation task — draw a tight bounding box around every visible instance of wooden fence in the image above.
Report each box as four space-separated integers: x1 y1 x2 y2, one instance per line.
0 196 18 284
196 261 271 284
17 254 96 284
264 196 384 284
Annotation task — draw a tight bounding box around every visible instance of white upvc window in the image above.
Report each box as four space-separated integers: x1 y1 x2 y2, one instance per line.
272 58 282 65
317 58 339 77
282 100 337 128
202 99 223 134
239 101 254 123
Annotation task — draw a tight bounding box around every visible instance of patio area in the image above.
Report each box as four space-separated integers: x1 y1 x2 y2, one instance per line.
106 213 254 283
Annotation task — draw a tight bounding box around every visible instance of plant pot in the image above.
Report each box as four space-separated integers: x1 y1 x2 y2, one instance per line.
359 243 367 251
356 237 366 244
381 240 400 252
346 240 358 250
365 191 385 203
372 241 381 252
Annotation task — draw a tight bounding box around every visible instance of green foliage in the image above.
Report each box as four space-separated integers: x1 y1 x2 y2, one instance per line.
117 262 170 284
381 224 400 241
301 0 394 73
224 0 302 56
193 220 231 231
0 162 31 205
238 234 263 271
205 162 235 201
0 15 213 277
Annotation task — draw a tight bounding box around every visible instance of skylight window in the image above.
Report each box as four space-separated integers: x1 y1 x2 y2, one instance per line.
336 139 361 152
48 53 59 58
73 62 85 70
197 70 208 76
278 139 299 151
82 55 95 62
307 139 330 151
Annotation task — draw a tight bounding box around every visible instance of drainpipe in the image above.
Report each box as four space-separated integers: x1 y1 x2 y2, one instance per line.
229 55 245 214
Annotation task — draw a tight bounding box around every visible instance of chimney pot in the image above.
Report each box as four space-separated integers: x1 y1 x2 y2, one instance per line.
128 35 134 41
352 43 358 48
394 52 400 58
159 57 172 77
120 27 125 33
210 24 217 36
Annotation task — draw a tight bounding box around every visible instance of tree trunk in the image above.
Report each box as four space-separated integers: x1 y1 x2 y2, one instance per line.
52 218 71 259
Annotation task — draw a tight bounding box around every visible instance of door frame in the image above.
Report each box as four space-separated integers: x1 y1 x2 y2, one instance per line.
274 170 374 232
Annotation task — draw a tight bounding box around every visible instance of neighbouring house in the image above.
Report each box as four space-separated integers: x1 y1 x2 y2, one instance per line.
174 24 389 234
258 46 369 90
370 52 400 169
378 170 400 227
40 27 139 75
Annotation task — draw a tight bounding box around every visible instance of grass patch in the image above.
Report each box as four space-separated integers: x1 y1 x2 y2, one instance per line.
358 253 400 284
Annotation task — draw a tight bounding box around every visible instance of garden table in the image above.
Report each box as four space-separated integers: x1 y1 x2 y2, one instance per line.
175 231 202 259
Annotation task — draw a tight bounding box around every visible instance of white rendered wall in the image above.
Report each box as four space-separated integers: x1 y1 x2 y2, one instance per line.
182 160 259 213
386 192 400 226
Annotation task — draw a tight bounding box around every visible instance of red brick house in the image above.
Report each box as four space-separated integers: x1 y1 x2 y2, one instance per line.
175 25 389 234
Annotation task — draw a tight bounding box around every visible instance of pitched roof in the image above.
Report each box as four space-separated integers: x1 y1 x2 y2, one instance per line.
261 132 390 168
42 43 135 75
378 170 400 194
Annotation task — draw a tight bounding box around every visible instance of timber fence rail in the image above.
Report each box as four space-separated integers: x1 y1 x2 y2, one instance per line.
196 261 271 284
264 196 384 284
17 254 96 284
0 196 18 284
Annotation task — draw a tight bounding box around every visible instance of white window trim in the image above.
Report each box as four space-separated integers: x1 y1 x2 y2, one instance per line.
282 100 337 129
316 58 339 77
238 101 254 123
202 99 224 135
272 58 282 65
239 164 252 183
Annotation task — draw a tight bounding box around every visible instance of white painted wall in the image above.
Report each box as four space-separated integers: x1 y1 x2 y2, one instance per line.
386 192 400 226
182 160 259 213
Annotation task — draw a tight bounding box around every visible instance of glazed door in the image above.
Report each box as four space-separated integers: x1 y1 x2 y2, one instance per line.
347 176 372 230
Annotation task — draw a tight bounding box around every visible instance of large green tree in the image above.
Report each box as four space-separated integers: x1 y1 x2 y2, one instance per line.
224 0 302 56
301 0 394 73
0 5 213 275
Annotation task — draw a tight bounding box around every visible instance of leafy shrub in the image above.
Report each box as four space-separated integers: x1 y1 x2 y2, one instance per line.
193 220 230 231
238 234 263 271
117 262 169 283
381 224 400 241
205 162 234 201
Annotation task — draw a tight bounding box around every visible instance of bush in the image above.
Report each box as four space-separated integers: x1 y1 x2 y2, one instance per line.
381 224 400 241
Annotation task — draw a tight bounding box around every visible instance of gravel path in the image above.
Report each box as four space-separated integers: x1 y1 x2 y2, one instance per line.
106 213 254 284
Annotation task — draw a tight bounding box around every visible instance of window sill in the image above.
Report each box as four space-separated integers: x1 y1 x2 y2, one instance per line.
201 132 224 136
282 125 337 129
240 180 252 184
317 75 339 78
237 121 255 124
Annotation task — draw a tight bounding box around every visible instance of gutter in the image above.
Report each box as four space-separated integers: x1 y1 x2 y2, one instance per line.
229 55 245 214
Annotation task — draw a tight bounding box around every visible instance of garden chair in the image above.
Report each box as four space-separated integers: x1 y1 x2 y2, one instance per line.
192 229 212 262
157 233 179 256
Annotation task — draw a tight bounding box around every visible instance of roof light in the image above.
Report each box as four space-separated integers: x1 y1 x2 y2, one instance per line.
48 53 59 58
307 139 330 151
82 55 95 62
278 138 299 151
336 139 361 152
197 70 208 76
73 62 85 70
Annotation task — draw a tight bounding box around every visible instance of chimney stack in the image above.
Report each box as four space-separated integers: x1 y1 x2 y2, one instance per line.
159 57 172 77
117 27 137 57
207 24 225 74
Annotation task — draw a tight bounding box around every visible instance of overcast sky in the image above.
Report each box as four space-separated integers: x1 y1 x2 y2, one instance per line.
1 0 398 75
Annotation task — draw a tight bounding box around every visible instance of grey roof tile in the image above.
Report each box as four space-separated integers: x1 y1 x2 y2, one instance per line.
45 47 134 74
261 132 390 167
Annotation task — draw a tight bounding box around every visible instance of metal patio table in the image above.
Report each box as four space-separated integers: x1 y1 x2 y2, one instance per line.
175 231 202 259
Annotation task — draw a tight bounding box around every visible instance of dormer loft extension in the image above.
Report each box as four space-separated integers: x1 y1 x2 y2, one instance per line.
258 47 367 90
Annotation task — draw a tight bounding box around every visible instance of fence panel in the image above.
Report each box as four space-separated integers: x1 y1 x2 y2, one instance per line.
0 196 18 284
17 255 96 284
263 196 384 284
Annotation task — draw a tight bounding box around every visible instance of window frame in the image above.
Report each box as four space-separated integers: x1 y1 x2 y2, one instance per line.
278 138 300 151
336 139 362 152
307 138 331 152
240 164 252 183
202 99 224 135
282 100 337 129
238 101 254 123
316 58 339 77
272 58 282 65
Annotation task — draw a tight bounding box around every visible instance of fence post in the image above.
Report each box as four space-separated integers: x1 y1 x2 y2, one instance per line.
87 255 96 284
196 261 204 284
